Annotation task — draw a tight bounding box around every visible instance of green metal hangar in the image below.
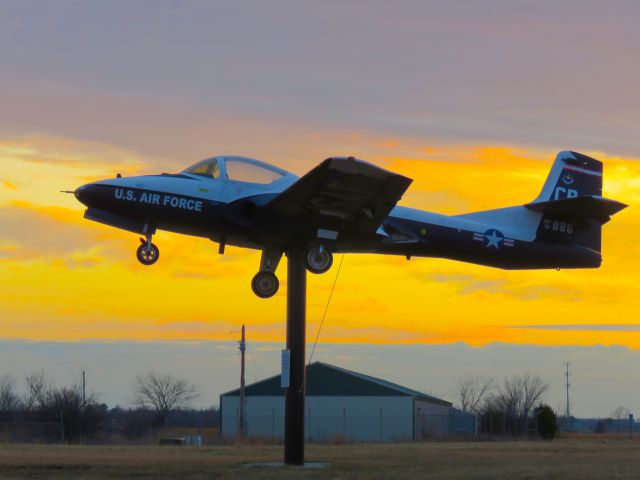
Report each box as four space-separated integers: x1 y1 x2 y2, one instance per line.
220 361 464 442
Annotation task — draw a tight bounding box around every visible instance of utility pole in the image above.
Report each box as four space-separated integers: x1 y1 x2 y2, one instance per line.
239 324 246 439
82 370 86 408
563 362 571 426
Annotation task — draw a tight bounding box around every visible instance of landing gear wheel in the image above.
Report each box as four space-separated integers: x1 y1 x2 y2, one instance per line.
304 246 333 274
136 243 160 266
251 271 279 298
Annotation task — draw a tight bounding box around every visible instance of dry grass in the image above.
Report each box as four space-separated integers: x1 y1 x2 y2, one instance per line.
0 439 639 479
558 431 639 441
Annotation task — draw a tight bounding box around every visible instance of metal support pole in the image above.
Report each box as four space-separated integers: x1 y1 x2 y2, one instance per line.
239 325 246 439
284 249 306 466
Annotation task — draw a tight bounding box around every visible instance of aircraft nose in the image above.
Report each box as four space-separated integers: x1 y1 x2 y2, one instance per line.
74 185 88 205
74 183 98 207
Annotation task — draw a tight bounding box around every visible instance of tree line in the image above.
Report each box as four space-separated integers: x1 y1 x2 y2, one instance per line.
452 373 557 439
0 371 214 443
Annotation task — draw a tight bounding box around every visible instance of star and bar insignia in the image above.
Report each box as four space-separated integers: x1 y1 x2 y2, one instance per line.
473 229 515 249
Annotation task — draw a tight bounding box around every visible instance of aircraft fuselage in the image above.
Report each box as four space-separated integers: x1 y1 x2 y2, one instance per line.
74 152 625 297
76 172 600 272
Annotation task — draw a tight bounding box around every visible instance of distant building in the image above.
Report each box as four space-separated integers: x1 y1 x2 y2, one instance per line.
220 361 474 442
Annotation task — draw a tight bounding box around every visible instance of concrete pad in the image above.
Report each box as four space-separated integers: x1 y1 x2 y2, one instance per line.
244 462 330 469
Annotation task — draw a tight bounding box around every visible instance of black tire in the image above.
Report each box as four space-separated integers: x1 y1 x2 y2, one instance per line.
136 243 160 266
304 247 333 274
251 271 279 298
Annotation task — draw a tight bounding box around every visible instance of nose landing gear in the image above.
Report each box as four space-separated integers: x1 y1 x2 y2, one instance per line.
136 236 159 265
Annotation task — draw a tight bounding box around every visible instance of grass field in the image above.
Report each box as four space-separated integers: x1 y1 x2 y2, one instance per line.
1 440 639 479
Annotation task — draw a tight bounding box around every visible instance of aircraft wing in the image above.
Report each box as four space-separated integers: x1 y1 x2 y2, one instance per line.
259 157 412 239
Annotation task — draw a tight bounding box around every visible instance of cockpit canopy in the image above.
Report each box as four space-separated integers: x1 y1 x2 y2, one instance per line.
182 155 288 184
183 158 221 179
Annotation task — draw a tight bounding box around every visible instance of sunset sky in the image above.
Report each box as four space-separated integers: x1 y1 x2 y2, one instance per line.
1 1 639 415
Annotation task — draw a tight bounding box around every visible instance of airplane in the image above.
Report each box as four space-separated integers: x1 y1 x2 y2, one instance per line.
73 151 627 298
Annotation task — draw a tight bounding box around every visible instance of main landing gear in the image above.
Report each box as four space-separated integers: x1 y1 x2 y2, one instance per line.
304 245 333 274
136 235 159 266
250 245 335 298
252 249 282 298
252 271 279 298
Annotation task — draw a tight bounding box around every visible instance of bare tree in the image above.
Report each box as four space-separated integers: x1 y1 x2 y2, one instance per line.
134 373 199 427
484 373 548 435
518 374 548 426
611 406 631 432
453 374 494 414
0 374 21 411
24 370 52 412
611 406 631 419
49 384 107 442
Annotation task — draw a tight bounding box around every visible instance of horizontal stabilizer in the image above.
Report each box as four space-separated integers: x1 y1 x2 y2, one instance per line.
525 195 627 224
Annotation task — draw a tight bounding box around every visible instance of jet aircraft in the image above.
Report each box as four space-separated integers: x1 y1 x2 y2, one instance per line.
74 151 627 298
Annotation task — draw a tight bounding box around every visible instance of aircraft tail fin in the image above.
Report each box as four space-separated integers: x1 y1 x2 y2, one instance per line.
533 151 603 202
526 152 627 252
456 151 627 254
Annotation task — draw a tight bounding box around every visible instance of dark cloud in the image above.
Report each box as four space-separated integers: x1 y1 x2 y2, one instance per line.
1 1 640 157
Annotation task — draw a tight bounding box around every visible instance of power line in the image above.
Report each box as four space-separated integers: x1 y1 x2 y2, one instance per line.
246 343 263 381
308 254 345 366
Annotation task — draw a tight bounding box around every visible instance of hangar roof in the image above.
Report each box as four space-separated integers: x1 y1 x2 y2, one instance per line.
221 361 451 406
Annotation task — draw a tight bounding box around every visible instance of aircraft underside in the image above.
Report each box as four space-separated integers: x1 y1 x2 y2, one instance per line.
75 152 625 298
85 195 602 293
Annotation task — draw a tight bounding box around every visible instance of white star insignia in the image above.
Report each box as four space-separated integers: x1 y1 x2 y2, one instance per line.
485 230 502 249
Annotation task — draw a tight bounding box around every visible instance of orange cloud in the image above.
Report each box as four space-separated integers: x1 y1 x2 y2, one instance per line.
0 135 153 211
0 137 638 348
2 180 18 190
